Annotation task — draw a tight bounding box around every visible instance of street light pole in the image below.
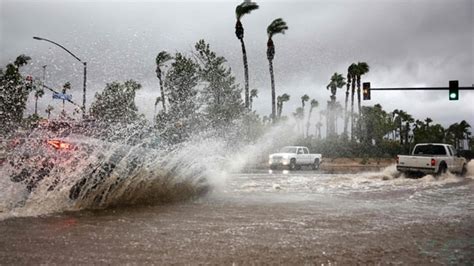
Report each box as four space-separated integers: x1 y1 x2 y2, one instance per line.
83 62 86 117
33 36 87 117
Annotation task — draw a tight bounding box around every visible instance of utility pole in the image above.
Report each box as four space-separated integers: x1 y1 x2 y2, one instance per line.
33 36 87 118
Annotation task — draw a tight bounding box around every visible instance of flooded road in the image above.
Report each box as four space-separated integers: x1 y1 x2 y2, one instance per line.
1 167 473 264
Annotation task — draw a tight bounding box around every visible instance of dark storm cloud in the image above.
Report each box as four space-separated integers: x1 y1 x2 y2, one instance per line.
1 0 472 126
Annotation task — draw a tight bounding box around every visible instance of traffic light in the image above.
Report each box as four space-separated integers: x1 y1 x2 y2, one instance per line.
449 80 459 100
363 82 371 100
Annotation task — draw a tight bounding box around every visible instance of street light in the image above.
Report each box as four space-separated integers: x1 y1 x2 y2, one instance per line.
33 36 87 117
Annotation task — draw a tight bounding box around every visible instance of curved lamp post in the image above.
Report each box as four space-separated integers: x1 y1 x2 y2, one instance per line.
33 36 87 117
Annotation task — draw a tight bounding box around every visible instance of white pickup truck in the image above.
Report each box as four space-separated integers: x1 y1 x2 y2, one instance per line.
269 146 322 170
397 143 467 176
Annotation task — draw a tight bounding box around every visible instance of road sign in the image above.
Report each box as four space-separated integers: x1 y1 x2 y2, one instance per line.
52 92 72 101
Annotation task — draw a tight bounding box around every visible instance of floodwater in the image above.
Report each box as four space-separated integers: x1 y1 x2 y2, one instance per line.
1 165 473 264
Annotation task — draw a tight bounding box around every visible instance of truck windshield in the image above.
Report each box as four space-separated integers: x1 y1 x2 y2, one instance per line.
413 145 446 155
280 147 297 153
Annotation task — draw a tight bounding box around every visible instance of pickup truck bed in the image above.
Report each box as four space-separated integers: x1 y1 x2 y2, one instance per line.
396 143 467 176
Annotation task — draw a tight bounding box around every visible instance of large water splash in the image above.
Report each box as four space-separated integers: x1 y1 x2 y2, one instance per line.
0 117 302 219
0 126 231 219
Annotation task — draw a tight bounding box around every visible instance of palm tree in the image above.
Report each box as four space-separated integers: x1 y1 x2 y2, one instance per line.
250 88 258 110
301 94 309 109
266 18 288 123
424 117 433 128
14 54 32 68
459 120 471 141
326 72 346 99
355 62 370 115
391 109 399 140
396 110 413 151
343 70 352 137
155 51 172 113
45 105 54 119
415 119 424 130
319 109 327 138
301 94 309 117
333 101 343 134
293 107 304 134
348 63 358 140
449 120 472 149
61 82 71 114
315 121 323 139
306 99 319 137
326 72 346 137
235 1 259 109
301 94 310 130
277 93 290 119
34 88 45 115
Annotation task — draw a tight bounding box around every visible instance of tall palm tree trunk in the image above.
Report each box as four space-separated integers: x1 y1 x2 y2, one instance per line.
158 77 166 113
269 59 276 123
399 120 403 145
350 79 356 141
329 99 335 137
343 86 349 136
306 108 313 138
356 75 362 139
240 38 250 109
277 102 282 118
357 75 361 115
34 97 38 115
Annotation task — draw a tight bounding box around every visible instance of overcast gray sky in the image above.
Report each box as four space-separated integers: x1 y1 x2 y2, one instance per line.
1 0 473 128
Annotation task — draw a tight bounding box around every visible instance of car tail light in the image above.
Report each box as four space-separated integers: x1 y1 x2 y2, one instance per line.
431 158 436 166
396 156 399 164
47 140 72 150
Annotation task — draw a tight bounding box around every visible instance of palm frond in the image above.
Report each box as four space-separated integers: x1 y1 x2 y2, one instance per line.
156 51 172 66
348 63 358 76
14 54 31 67
267 18 288 37
236 1 259 20
356 62 370 75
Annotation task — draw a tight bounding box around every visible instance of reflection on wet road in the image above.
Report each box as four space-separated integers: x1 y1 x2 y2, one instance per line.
1 167 473 264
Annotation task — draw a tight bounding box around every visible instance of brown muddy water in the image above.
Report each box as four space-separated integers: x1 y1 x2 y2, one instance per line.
1 166 473 265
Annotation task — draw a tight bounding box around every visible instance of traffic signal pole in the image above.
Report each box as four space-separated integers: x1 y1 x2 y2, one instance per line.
369 87 472 91
363 80 473 101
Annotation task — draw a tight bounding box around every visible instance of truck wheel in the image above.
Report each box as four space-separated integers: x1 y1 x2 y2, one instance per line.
436 163 447 176
270 165 277 170
289 159 297 171
312 159 320 170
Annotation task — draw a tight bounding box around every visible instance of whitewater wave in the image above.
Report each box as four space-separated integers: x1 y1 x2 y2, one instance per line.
0 133 229 219
0 117 303 219
465 160 474 179
357 161 473 190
